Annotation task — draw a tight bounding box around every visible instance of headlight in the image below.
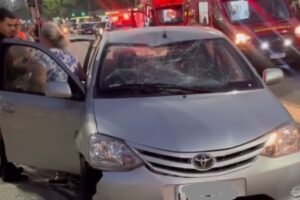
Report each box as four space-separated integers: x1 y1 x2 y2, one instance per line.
261 123 300 157
89 134 143 171
284 38 292 46
260 42 269 50
235 33 251 45
62 28 68 34
295 25 300 37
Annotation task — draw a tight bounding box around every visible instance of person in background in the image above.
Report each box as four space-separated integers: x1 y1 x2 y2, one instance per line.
0 7 17 39
15 19 27 40
13 19 34 41
28 23 40 42
0 7 28 183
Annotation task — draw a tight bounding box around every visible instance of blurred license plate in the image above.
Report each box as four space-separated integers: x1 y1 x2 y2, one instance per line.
270 52 286 59
176 180 244 200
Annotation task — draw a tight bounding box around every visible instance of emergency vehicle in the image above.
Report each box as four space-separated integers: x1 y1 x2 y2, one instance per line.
138 0 300 70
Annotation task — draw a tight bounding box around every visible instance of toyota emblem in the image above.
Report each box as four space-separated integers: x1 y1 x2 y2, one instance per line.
192 153 215 171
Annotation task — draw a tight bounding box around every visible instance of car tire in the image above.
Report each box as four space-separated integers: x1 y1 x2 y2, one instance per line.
79 155 102 200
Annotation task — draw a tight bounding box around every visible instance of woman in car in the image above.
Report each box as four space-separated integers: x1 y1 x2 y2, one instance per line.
31 22 85 92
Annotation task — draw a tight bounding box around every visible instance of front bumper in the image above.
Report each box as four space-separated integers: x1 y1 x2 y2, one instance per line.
258 47 300 64
241 43 300 67
93 152 300 200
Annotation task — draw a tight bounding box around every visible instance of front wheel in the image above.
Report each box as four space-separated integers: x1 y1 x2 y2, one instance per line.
79 155 102 200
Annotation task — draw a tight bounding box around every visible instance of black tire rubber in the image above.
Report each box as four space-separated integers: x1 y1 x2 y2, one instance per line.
0 130 27 182
79 155 102 200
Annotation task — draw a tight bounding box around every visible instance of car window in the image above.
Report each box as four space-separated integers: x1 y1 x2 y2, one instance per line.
69 40 91 67
97 39 261 97
87 39 101 73
222 0 290 24
157 6 184 25
2 45 78 98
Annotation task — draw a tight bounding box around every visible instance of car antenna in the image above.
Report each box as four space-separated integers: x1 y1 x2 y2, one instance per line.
162 30 167 38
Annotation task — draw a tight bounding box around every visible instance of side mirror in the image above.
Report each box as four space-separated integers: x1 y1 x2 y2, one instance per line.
263 68 284 85
45 81 72 98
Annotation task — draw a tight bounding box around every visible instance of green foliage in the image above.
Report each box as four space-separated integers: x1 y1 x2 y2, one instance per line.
42 0 60 17
65 0 76 6
41 0 135 18
42 0 77 18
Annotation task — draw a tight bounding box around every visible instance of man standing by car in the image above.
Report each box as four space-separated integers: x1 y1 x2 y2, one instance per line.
0 7 27 182
0 7 17 39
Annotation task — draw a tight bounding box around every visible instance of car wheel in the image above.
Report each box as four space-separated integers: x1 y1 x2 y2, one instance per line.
79 155 102 200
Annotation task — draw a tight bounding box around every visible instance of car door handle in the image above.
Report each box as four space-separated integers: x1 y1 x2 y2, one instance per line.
1 103 15 114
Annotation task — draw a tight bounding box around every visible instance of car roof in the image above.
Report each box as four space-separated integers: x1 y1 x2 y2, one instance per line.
102 26 225 46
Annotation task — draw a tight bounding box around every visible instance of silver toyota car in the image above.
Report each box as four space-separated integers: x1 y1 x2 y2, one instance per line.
0 26 299 200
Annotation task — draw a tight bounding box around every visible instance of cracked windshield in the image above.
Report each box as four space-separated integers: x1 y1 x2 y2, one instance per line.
99 39 258 96
1 0 300 199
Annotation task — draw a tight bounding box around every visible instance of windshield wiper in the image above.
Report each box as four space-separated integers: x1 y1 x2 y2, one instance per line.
101 83 214 94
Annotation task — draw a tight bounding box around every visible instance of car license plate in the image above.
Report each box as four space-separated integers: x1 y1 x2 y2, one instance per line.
176 180 244 200
270 52 286 59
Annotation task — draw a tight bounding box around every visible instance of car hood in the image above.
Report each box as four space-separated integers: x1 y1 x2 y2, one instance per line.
93 89 291 151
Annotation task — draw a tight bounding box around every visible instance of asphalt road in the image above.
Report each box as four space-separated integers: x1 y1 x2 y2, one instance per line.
0 166 80 200
269 68 300 123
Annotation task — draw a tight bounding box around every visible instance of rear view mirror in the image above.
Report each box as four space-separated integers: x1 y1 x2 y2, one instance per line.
263 68 284 85
45 81 72 98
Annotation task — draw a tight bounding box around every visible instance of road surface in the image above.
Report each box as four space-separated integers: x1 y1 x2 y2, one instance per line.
0 166 79 200
269 70 300 123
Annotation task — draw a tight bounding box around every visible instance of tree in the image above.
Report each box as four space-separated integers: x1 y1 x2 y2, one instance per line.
94 0 134 10
41 0 135 19
0 0 11 9
42 0 60 18
42 0 76 18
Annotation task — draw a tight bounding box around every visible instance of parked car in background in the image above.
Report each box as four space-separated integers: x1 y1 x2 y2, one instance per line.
0 26 299 200
94 21 107 36
59 23 72 35
79 22 98 35
70 23 79 34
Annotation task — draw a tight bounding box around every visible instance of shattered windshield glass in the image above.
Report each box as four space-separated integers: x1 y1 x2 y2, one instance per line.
98 39 260 96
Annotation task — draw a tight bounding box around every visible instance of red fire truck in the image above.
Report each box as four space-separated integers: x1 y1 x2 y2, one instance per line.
138 0 300 71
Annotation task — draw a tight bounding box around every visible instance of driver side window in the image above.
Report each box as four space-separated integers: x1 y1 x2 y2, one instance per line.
2 45 76 98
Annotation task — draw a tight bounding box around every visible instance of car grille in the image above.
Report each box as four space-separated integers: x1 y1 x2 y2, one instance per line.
128 135 269 178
